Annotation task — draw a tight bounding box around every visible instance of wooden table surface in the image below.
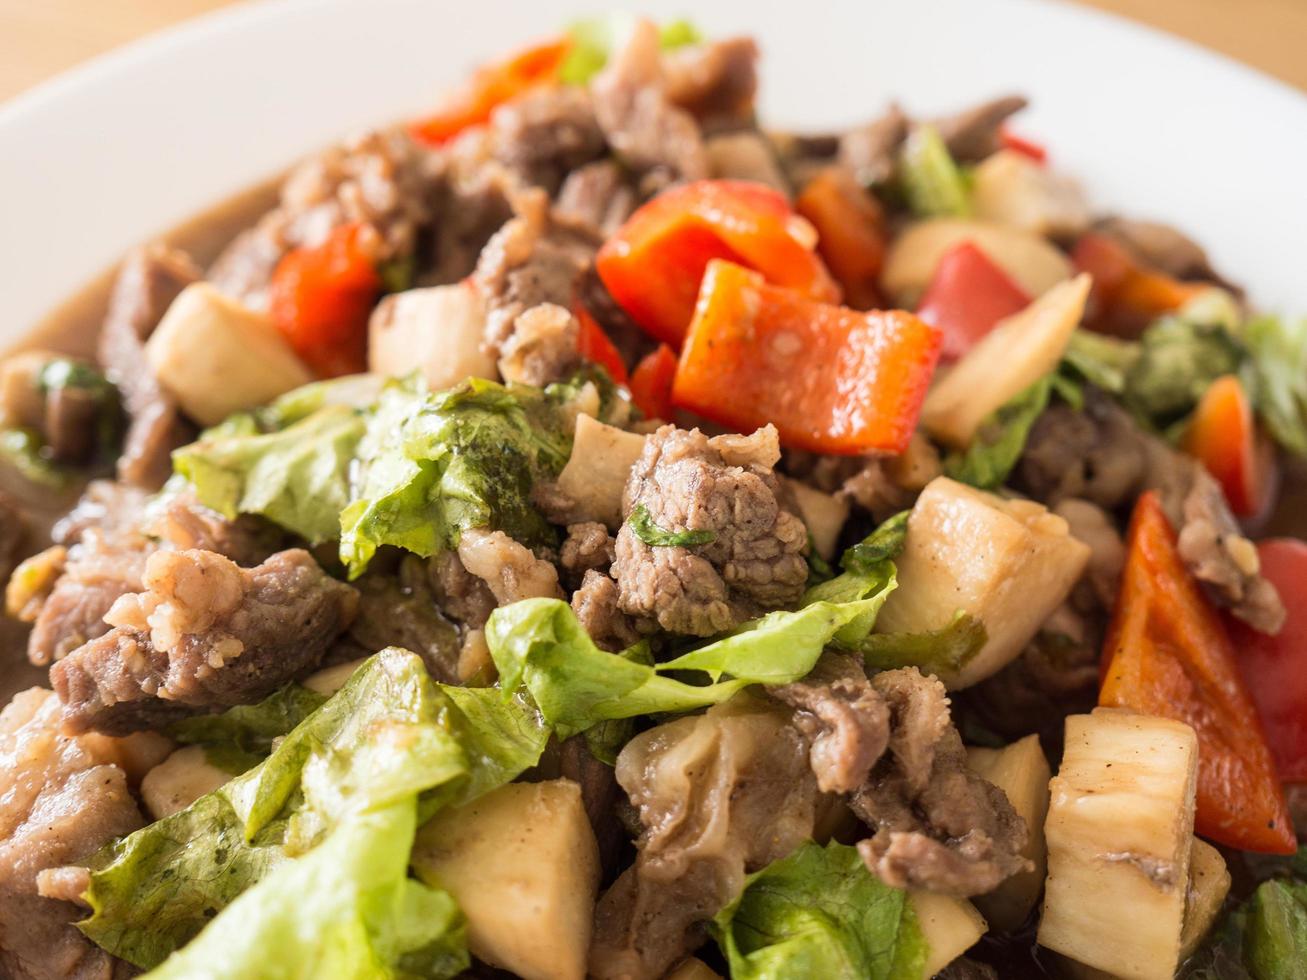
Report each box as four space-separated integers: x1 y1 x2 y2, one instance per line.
2 0 1305 103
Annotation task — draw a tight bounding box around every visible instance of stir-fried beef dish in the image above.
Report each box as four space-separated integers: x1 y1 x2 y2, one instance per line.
2 16 1306 980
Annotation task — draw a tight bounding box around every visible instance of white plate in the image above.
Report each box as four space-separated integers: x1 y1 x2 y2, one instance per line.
1 0 1305 341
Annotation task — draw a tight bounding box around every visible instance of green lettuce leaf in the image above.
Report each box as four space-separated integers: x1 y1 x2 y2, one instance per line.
145 799 467 980
560 15 703 86
627 503 717 547
1060 329 1139 395
79 649 548 970
945 376 1053 490
859 612 987 675
1245 314 1307 457
174 402 365 544
168 683 326 774
339 378 574 578
710 840 928 980
898 125 970 218
486 543 897 737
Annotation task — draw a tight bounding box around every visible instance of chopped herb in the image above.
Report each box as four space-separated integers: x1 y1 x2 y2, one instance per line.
627 503 717 548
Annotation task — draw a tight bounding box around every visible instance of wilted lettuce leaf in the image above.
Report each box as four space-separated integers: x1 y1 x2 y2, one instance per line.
710 840 928 980
1245 314 1307 457
174 403 365 545
79 649 548 971
1060 329 1138 395
944 376 1053 490
168 683 325 774
486 549 897 737
145 800 468 980
860 611 987 675
339 378 574 578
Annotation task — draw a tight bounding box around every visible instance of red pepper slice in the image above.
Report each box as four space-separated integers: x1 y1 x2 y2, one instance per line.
1072 231 1206 337
914 241 1031 362
671 260 940 455
1099 492 1295 853
1182 375 1276 518
596 180 840 348
795 167 888 311
1224 539 1307 784
269 222 382 378
629 344 678 421
999 126 1048 164
574 305 629 385
408 37 572 146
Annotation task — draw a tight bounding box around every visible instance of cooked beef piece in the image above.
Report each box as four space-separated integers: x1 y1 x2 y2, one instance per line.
851 668 1030 897
529 734 627 877
489 86 607 194
347 557 461 683
209 128 438 309
30 483 154 667
1054 498 1127 611
30 484 279 668
661 37 760 126
773 653 889 794
575 265 657 368
456 528 563 606
591 18 709 193
52 548 357 735
957 606 1102 748
44 385 103 464
611 424 808 636
560 521 616 582
1016 389 1149 509
0 688 144 980
938 958 1000 980
932 94 1028 162
0 492 28 585
589 696 818 980
555 160 638 239
1096 216 1228 285
1174 466 1285 633
98 244 200 489
838 104 909 187
572 570 641 652
147 492 285 566
474 189 593 385
428 550 498 630
423 161 517 286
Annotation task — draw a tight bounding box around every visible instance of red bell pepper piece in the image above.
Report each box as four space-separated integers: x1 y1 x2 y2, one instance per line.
1099 492 1295 853
574 305 629 385
629 344 678 421
269 222 382 378
999 126 1048 164
671 260 941 455
1182 374 1276 518
795 167 888 311
1225 539 1307 784
408 37 572 146
1072 231 1206 337
595 180 840 348
914 241 1031 362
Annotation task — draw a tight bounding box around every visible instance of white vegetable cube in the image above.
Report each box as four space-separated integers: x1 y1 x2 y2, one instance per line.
665 958 723 980
1179 838 1231 961
967 734 1052 931
555 414 648 529
412 779 600 980
367 282 497 390
921 274 1091 449
971 150 1091 239
140 745 231 819
910 890 987 978
145 282 313 425
1038 709 1198 980
874 477 1090 688
787 479 850 560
